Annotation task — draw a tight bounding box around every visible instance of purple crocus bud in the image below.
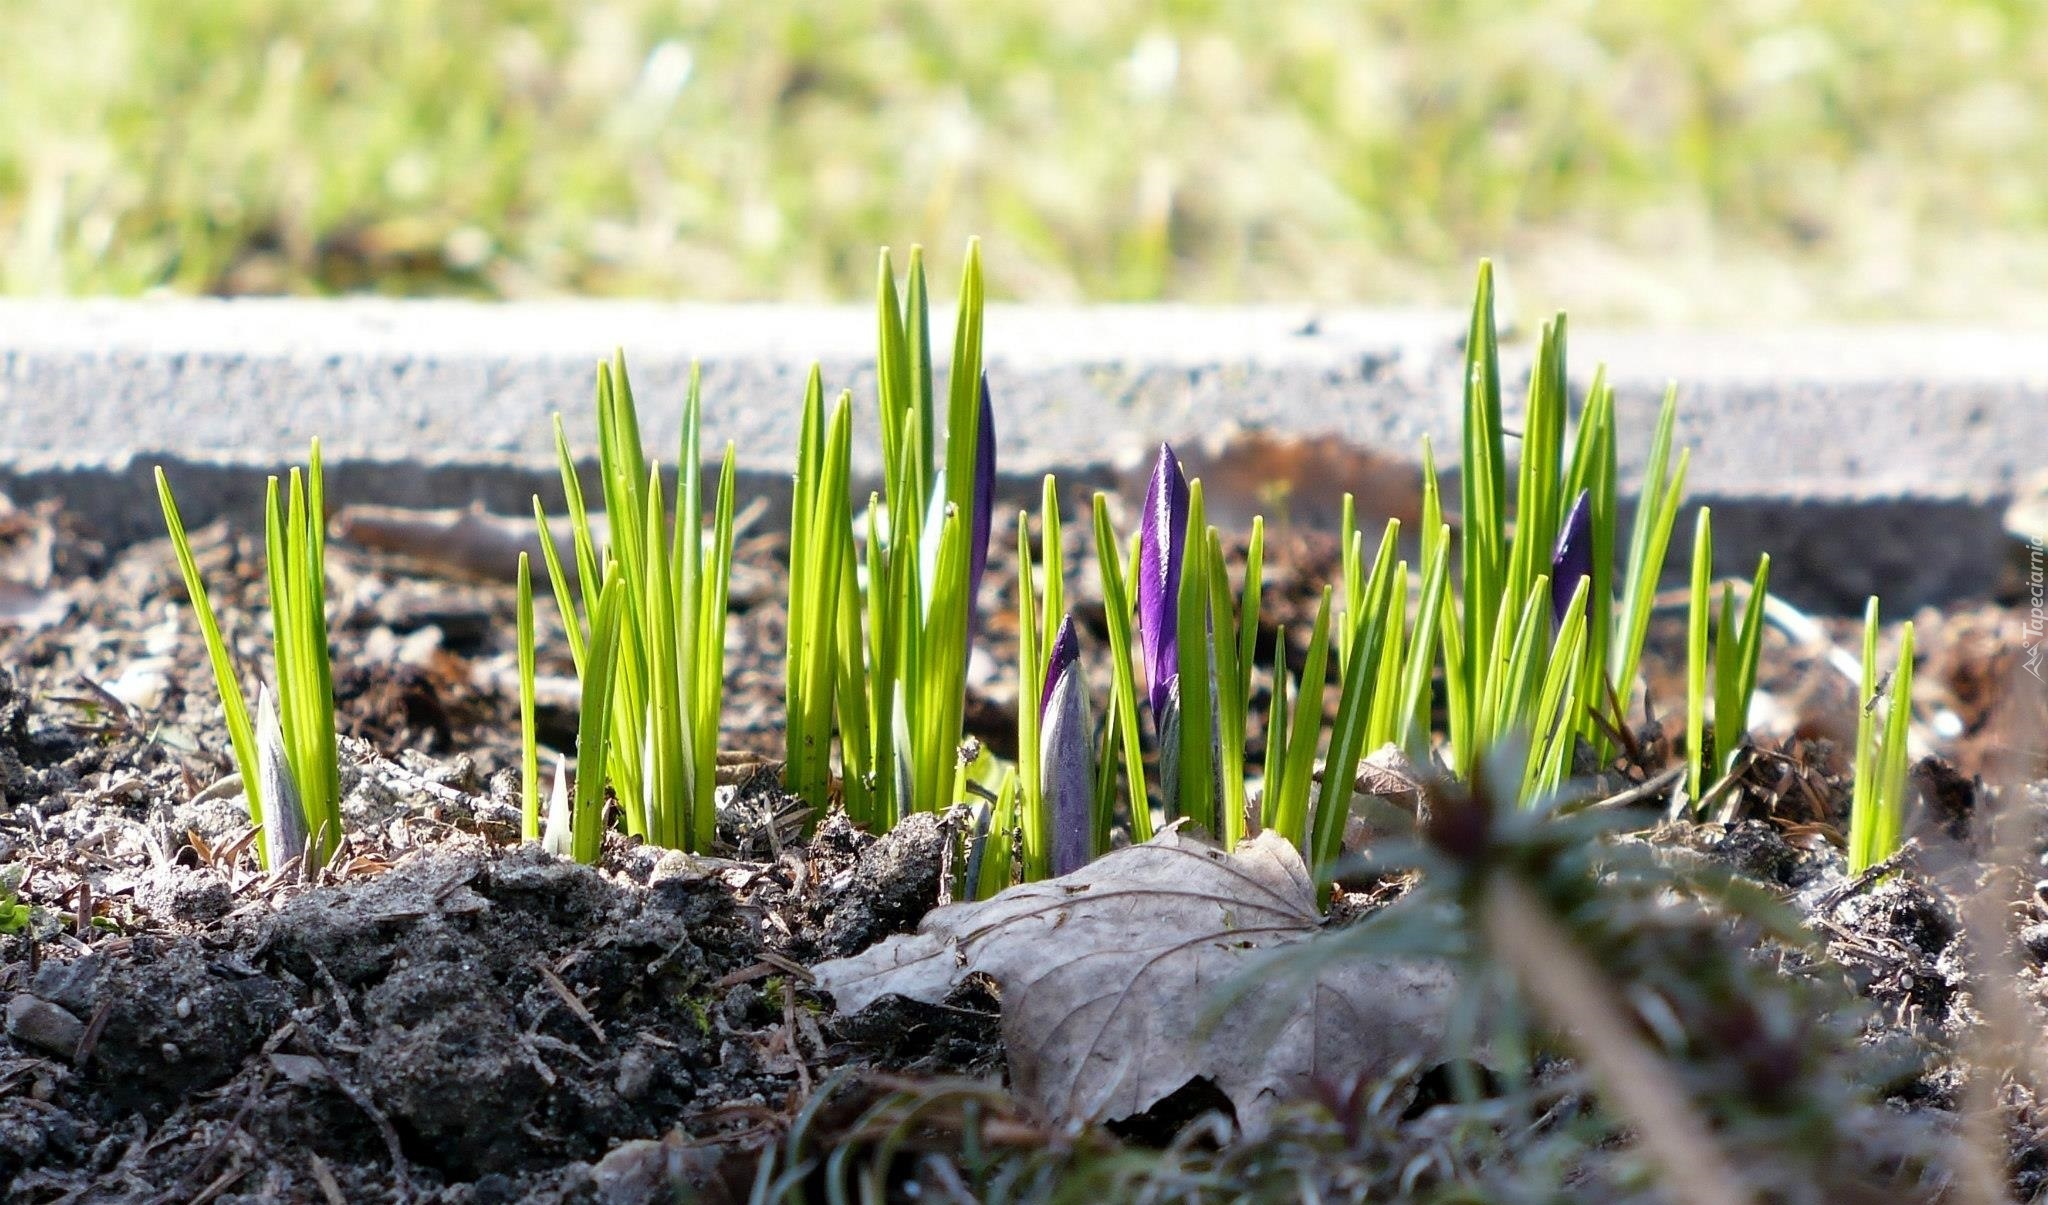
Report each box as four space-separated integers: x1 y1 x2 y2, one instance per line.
1040 615 1094 877
1550 488 1593 630
966 372 997 642
1137 443 1188 720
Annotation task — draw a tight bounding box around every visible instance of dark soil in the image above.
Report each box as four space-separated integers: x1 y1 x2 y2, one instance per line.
0 502 2044 1201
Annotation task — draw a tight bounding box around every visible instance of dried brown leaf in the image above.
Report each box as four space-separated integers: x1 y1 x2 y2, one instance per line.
812 825 1451 1133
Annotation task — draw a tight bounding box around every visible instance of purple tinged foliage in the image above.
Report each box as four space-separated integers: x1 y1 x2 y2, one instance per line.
1137 443 1188 719
966 373 997 641
1040 615 1094 877
1551 488 1593 630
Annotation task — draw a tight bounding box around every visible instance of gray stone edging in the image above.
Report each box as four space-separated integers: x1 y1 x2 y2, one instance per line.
2 299 2041 611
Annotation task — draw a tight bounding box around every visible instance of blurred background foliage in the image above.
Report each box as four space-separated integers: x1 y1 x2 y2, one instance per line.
0 0 2041 321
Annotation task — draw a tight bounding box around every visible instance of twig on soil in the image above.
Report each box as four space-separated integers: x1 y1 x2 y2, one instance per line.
71 997 114 1068
1812 845 1915 913
306 953 359 1028
303 1040 412 1192
1568 765 1684 814
531 955 608 1046
715 950 816 991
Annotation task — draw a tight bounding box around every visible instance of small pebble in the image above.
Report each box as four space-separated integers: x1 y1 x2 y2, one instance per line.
2021 923 2048 964
3 995 84 1059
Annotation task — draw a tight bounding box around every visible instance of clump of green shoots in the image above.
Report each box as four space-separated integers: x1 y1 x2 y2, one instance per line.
156 445 342 870
1846 597 1916 874
1434 264 1700 801
527 251 1801 887
529 355 738 861
787 242 993 829
1683 508 1772 807
975 259 1773 884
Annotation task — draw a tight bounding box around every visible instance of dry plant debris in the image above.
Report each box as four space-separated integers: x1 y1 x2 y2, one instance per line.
813 824 1452 1133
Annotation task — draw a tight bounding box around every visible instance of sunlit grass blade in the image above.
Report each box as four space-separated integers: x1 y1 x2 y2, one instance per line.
832 517 873 825
1260 621 1290 832
1483 578 1552 772
1238 517 1264 706
1460 261 1508 717
1723 554 1771 782
1364 559 1407 752
640 463 684 847
518 551 539 841
550 414 602 646
1524 576 1590 800
1312 519 1400 873
266 456 341 866
1613 389 1690 714
573 564 628 864
1561 373 1618 739
158 447 339 869
1707 554 1772 790
1848 597 1881 871
1848 599 1917 873
1396 530 1452 758
876 248 916 513
532 495 585 671
940 240 986 525
1016 506 1044 875
1686 508 1713 804
155 468 264 855
974 769 1020 902
1205 526 1249 846
1503 317 1568 632
912 504 971 812
1172 481 1216 833
1876 622 1917 863
1267 587 1332 851
1091 493 1148 842
694 440 739 850
786 377 853 809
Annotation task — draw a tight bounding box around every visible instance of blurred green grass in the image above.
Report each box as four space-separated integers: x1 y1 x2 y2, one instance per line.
1 0 2042 321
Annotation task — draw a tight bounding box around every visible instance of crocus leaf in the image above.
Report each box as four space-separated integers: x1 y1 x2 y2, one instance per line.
812 825 1453 1135
1039 615 1094 877
1551 488 1593 631
1137 443 1189 720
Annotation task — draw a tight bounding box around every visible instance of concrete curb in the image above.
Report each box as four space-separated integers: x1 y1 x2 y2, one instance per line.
2 299 2041 610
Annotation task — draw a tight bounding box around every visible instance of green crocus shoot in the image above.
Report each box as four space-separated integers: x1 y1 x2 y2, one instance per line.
809 243 990 831
1683 508 1771 808
786 372 854 811
1687 508 1713 804
1712 555 1772 784
1848 600 1917 874
156 443 342 870
570 563 628 864
1090 492 1150 845
536 356 738 854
